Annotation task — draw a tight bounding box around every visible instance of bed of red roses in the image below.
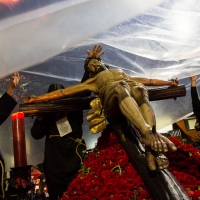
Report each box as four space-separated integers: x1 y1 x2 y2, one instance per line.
62 126 200 200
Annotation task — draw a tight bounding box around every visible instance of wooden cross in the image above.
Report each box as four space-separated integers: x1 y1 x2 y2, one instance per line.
19 85 186 117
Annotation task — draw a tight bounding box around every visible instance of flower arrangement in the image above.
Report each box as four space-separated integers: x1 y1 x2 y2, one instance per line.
166 137 200 199
62 126 200 200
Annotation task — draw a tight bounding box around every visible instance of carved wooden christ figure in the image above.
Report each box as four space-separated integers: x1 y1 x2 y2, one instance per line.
23 45 179 171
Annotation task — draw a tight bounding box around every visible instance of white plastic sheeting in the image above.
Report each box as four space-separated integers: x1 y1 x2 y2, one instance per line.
0 0 164 76
0 0 200 171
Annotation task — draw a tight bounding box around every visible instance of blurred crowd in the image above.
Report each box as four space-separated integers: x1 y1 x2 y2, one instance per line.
4 174 49 200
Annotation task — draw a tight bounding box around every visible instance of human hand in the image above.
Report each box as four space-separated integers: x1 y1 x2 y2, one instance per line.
190 75 198 82
190 75 198 87
6 72 20 95
86 44 104 58
11 71 20 89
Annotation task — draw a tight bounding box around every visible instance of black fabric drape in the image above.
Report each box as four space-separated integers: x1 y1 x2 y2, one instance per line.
0 92 17 199
191 87 200 122
31 110 86 197
0 92 17 125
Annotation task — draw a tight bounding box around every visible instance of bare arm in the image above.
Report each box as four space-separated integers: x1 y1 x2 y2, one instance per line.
23 77 97 103
128 76 179 87
6 72 20 95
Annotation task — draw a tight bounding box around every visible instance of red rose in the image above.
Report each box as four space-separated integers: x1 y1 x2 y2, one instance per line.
192 190 200 200
61 128 200 200
186 190 194 197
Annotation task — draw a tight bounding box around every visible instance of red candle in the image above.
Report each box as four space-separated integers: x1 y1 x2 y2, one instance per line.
11 112 27 167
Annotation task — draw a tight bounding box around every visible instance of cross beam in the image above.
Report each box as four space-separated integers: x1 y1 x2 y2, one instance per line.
19 85 186 117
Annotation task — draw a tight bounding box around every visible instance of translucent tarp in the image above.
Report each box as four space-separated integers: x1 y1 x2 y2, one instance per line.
0 0 200 171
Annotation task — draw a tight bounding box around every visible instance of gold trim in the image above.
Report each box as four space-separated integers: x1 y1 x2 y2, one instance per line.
87 98 106 134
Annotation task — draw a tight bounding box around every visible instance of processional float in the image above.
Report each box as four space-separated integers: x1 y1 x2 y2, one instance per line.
12 85 189 200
